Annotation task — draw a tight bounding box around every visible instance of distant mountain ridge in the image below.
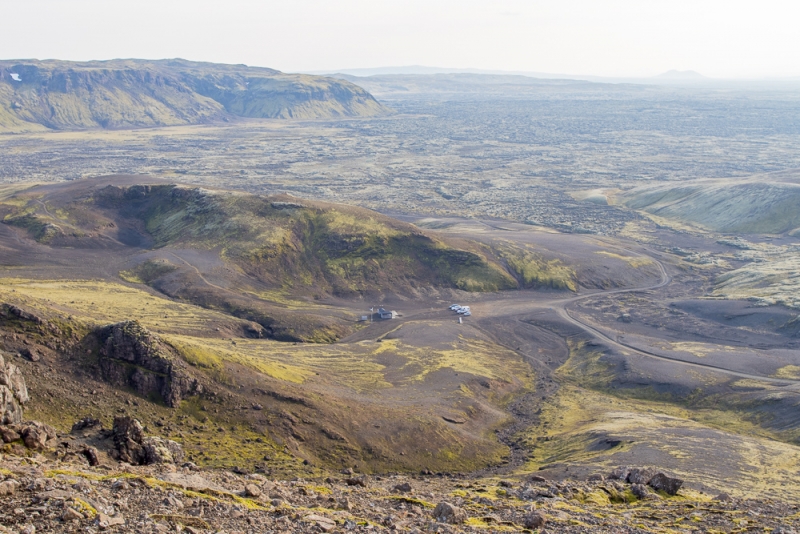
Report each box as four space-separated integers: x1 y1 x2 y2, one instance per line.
0 59 389 132
316 65 800 89
655 69 706 80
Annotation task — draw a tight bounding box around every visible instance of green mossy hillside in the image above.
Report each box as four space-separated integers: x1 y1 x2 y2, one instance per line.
92 183 516 296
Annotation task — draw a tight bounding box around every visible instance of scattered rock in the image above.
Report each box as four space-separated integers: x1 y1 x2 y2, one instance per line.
0 425 21 443
630 483 653 500
20 421 57 450
244 483 261 498
523 511 546 529
648 473 683 496
304 514 336 532
82 446 100 466
627 467 657 485
71 417 102 433
112 416 183 465
36 489 73 501
345 476 367 487
393 482 413 493
96 513 125 530
61 506 84 521
433 502 466 524
143 436 184 464
20 348 40 362
0 480 19 496
609 466 631 480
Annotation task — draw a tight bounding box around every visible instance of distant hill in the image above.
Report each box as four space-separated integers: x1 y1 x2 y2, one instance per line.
329 72 608 97
0 176 518 341
0 59 389 132
620 177 800 235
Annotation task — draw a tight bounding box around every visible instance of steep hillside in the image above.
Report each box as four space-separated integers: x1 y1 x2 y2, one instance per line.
0 177 518 341
0 178 515 295
0 59 389 131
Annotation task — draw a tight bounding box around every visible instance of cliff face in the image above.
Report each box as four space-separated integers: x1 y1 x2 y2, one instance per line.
96 320 202 407
0 59 389 131
0 352 28 425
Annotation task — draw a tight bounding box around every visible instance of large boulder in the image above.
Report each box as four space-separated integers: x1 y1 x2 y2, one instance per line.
143 437 184 465
0 353 29 424
112 416 147 464
649 472 683 496
627 467 658 485
433 502 467 524
112 416 183 465
20 421 57 450
97 321 202 407
523 510 546 529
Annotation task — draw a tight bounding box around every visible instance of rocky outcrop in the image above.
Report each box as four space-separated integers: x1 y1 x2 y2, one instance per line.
649 472 684 496
610 466 684 496
0 352 28 424
1 421 57 450
20 421 58 450
0 304 63 336
111 416 183 465
96 320 201 407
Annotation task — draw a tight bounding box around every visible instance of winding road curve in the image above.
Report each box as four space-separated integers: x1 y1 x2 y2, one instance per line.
550 248 800 385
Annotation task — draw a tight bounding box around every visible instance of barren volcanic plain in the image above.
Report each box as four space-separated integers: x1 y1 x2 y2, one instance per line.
2 64 800 532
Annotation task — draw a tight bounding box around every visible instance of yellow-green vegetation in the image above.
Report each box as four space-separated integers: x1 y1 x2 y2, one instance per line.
713 241 800 309
165 335 312 384
0 278 233 337
166 328 530 394
594 251 653 268
557 339 618 389
119 259 177 284
1 274 528 473
463 517 518 530
498 244 577 291
516 382 800 501
383 335 530 389
557 338 800 440
72 498 98 518
661 341 757 363
45 469 268 512
774 365 800 379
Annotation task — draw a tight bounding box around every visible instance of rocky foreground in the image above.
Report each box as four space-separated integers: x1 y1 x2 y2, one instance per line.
2 327 800 533
1 441 798 533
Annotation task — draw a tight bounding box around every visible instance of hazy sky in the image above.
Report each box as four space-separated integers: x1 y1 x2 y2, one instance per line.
2 0 798 78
